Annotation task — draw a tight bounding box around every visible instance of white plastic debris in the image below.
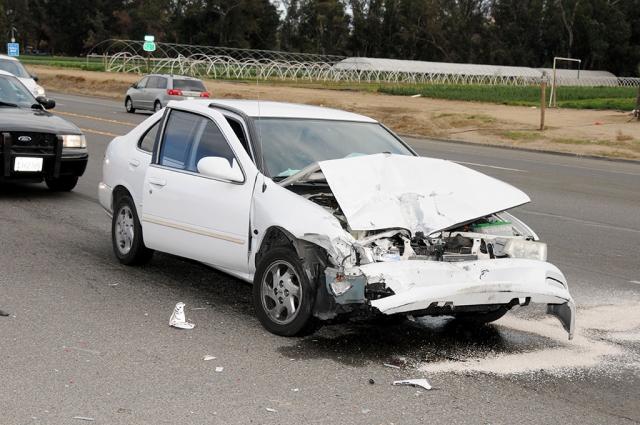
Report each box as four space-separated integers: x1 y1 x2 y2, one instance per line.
72 417 95 421
169 302 194 329
266 408 277 412
393 379 432 390
201 355 216 361
361 409 371 414
383 363 401 369
215 367 223 373
410 94 422 98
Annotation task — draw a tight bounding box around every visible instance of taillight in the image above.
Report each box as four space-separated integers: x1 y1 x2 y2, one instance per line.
167 89 182 96
200 92 210 98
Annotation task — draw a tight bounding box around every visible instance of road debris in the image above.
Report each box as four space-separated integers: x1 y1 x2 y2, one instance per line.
266 408 277 412
361 409 371 414
410 94 422 98
72 417 95 421
393 379 432 390
169 302 194 329
215 367 223 372
0 309 9 316
201 355 216 361
383 363 401 369
369 379 375 385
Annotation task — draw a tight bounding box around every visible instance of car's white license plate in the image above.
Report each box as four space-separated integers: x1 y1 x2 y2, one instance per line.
14 157 43 172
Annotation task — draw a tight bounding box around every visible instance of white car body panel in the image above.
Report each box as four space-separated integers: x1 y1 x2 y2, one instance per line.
317 153 530 234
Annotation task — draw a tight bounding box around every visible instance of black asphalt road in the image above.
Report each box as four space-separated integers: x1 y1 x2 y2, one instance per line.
1 92 639 424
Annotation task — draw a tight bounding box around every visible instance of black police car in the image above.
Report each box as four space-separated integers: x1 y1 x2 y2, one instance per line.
0 70 87 191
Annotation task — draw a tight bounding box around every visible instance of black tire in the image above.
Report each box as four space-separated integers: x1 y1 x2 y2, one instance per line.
112 195 154 265
453 306 509 324
45 176 78 191
125 97 135 113
153 101 162 113
253 247 321 337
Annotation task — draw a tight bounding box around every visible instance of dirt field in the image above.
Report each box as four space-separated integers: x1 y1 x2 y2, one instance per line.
32 65 640 161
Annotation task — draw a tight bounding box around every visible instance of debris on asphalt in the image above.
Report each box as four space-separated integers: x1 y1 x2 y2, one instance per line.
72 417 95 421
169 302 194 329
369 379 375 385
392 356 407 366
392 379 432 390
266 408 277 412
292 388 299 392
361 409 371 414
410 94 422 98
0 310 9 316
383 363 401 369
215 367 223 372
201 355 216 361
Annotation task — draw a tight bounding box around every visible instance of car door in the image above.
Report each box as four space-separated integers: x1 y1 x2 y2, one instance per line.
143 76 159 109
131 76 148 109
141 108 258 273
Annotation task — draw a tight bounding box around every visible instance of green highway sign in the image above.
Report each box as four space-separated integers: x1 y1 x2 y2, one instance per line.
143 41 156 52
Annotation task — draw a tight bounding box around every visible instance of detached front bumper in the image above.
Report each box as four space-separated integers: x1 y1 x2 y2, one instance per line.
330 258 575 339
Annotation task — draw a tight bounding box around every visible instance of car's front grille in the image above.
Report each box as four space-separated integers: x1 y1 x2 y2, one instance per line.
9 132 57 148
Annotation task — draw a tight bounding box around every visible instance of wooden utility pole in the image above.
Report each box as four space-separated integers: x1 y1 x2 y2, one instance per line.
541 71 548 130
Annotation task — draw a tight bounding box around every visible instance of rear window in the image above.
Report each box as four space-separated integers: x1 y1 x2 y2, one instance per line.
172 79 206 92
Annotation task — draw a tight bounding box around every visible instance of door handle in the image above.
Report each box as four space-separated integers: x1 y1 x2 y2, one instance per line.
129 159 140 167
149 177 167 187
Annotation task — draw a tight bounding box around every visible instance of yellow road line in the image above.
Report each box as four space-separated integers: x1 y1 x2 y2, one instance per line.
80 128 121 137
53 111 137 127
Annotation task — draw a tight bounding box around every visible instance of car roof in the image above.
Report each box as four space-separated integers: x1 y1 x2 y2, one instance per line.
181 99 379 122
0 70 16 76
147 73 202 80
0 54 19 62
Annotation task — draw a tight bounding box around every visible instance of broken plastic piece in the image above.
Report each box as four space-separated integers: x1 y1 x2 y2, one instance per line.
383 363 400 369
169 302 194 329
393 379 432 390
410 94 422 98
72 417 95 421
201 355 216 361
266 408 277 412
361 409 371 414
215 367 223 372
0 310 9 316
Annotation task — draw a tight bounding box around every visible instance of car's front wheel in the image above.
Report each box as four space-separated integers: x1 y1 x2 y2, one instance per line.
253 247 320 336
153 101 162 113
112 195 154 265
45 176 78 191
125 97 135 113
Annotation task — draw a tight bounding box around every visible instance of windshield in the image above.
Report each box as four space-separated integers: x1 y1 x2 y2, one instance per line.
173 79 206 92
0 74 37 107
0 59 31 79
253 118 414 179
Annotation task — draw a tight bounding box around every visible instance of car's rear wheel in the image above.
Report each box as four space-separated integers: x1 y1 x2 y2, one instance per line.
453 306 509 324
45 176 78 191
253 247 320 336
125 97 135 113
112 195 154 265
153 101 162 113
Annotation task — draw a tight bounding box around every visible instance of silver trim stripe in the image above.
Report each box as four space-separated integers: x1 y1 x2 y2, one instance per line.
143 217 245 245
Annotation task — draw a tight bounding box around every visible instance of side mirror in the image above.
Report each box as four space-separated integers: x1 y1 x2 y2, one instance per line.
36 96 55 110
197 157 243 183
131 83 137 88
31 75 39 82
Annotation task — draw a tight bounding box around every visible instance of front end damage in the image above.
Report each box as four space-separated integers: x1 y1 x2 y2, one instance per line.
276 154 575 339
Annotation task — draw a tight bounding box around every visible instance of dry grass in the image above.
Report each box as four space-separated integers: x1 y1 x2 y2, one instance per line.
616 129 634 141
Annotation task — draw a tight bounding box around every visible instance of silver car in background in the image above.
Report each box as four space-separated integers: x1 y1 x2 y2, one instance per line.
124 74 210 113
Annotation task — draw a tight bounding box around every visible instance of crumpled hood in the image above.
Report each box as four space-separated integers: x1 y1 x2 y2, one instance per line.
316 153 530 234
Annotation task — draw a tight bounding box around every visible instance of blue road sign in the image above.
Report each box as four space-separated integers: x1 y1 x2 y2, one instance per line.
7 43 19 56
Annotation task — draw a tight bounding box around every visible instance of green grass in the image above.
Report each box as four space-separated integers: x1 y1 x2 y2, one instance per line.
378 84 637 111
466 114 495 122
431 113 455 119
501 131 543 140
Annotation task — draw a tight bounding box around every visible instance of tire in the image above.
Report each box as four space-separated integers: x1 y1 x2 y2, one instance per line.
453 306 509 324
45 176 78 191
153 101 162 113
125 97 135 113
253 247 320 337
112 195 154 265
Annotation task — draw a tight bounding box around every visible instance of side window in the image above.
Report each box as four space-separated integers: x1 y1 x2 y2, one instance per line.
147 76 159 89
159 111 201 169
157 77 167 89
137 77 149 89
188 119 236 171
138 120 160 153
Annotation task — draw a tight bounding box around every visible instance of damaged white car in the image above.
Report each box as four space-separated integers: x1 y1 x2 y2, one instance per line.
99 100 575 339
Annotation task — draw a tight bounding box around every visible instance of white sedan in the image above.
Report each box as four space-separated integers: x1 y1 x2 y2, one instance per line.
99 99 575 338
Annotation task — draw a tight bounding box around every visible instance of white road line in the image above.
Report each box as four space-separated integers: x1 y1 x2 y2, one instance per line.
454 161 528 173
